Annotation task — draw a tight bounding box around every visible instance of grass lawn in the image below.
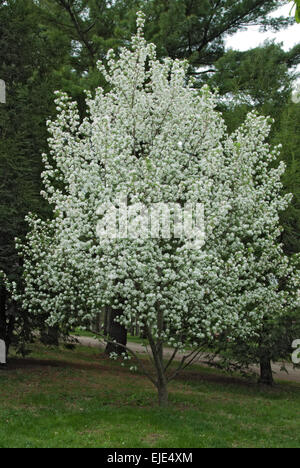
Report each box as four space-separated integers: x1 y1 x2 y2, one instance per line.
0 342 299 448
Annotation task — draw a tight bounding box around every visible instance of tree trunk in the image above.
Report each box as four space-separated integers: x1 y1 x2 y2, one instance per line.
105 307 127 356
103 306 110 335
5 310 15 359
40 324 59 346
259 356 274 386
145 322 169 406
93 313 101 333
0 286 6 343
157 381 168 407
0 286 7 366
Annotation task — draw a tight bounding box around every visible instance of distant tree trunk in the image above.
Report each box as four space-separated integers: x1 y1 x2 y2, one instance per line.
259 356 274 386
93 313 101 333
0 286 16 363
105 307 127 356
5 307 15 358
40 324 60 346
0 286 7 365
103 306 109 335
0 286 6 341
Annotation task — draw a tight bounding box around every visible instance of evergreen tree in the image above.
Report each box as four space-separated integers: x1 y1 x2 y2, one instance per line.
0 0 72 354
35 1 295 79
209 42 300 133
273 98 300 255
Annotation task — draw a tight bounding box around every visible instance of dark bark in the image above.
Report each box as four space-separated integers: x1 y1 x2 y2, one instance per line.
259 356 274 386
0 286 16 362
0 286 6 343
57 0 96 67
40 324 60 346
93 313 101 333
103 306 109 336
5 307 15 358
105 307 127 356
0 286 7 366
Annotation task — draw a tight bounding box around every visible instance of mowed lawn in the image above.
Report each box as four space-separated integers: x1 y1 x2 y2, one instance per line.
0 343 299 448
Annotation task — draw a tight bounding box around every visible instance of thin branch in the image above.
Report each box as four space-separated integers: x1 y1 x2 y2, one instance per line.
87 329 157 386
57 0 95 66
163 346 179 373
166 347 205 383
145 324 167 388
84 22 96 34
198 0 274 54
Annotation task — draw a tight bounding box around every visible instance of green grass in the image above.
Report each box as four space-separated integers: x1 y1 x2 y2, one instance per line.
0 343 299 448
72 328 98 338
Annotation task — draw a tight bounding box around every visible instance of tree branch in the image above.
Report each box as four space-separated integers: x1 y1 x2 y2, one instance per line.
86 329 157 386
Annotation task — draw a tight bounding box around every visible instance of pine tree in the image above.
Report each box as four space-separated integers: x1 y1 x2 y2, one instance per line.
0 0 72 354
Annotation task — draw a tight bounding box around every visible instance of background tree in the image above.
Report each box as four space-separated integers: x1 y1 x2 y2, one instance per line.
208 42 300 133
133 0 292 71
34 1 295 82
273 98 300 255
0 0 73 353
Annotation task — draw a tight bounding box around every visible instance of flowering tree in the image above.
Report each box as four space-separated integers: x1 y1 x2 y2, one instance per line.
15 13 299 405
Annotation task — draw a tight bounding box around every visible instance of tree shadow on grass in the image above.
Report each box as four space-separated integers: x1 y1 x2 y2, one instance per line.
4 354 297 398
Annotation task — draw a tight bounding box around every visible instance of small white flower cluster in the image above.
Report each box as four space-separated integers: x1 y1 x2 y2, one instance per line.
0 271 17 297
13 12 299 358
109 352 119 361
291 82 300 104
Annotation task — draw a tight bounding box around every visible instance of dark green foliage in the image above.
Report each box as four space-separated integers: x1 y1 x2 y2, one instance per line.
209 42 298 133
0 0 74 352
273 99 300 255
138 0 292 68
35 1 294 83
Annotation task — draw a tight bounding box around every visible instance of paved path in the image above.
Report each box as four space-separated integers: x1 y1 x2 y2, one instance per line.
73 335 300 384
